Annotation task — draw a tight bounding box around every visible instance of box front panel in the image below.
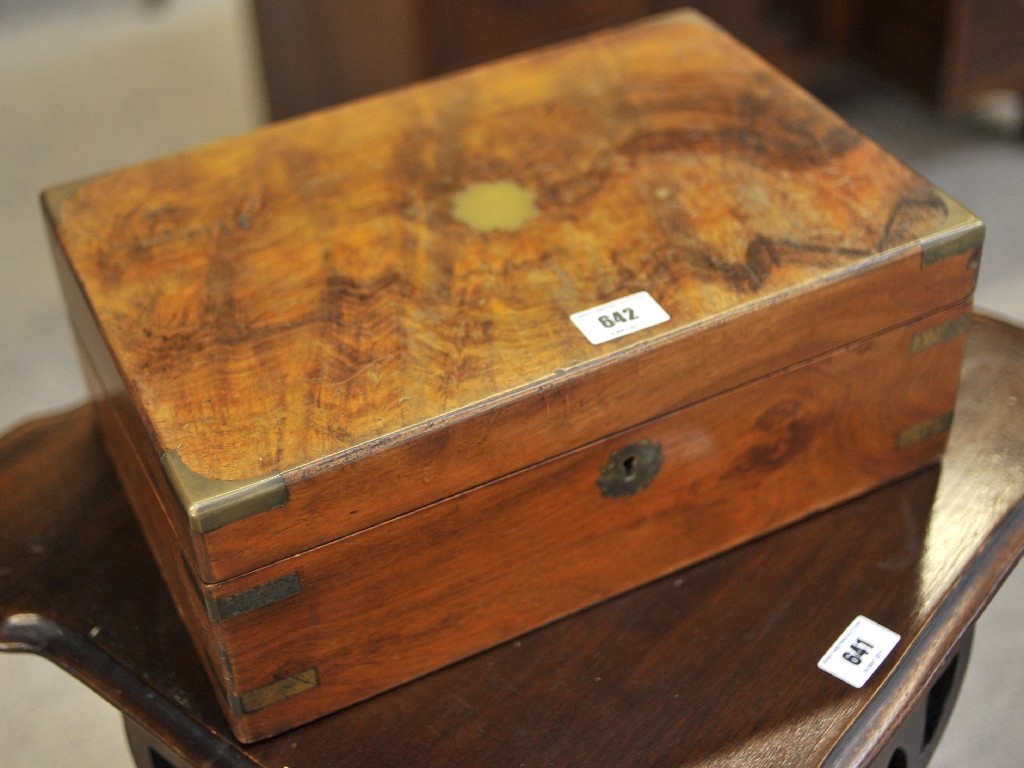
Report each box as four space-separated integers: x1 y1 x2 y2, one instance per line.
200 234 979 582
201 303 971 740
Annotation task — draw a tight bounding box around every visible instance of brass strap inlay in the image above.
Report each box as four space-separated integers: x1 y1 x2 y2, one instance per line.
232 669 320 715
161 450 288 533
206 572 302 622
911 314 972 354
897 412 954 450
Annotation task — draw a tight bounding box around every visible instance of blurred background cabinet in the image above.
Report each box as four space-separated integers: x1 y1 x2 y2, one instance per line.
252 0 833 120
845 0 1024 113
252 0 1024 122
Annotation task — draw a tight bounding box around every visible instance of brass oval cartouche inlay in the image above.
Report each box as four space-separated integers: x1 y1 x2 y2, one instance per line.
451 180 539 233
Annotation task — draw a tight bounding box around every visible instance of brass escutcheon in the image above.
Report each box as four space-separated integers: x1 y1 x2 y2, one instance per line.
597 439 663 498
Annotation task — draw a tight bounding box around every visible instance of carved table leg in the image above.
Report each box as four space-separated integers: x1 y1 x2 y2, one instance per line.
124 717 197 768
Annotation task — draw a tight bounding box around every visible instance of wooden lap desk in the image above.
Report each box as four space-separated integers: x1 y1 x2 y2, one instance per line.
1 313 1022 767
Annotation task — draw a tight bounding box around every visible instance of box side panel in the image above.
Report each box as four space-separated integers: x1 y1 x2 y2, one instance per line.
200 237 979 581
207 302 972 740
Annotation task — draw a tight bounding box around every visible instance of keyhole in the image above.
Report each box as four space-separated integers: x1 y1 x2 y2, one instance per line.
623 455 637 480
597 439 662 498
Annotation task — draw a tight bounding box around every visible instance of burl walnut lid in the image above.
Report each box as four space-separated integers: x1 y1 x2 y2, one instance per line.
43 10 981 581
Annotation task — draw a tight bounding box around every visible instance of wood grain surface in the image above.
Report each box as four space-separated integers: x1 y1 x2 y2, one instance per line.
2 314 1023 765
46 14 961 480
44 11 981 583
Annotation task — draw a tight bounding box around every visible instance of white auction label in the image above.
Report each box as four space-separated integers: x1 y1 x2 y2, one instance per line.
569 291 670 345
817 615 901 688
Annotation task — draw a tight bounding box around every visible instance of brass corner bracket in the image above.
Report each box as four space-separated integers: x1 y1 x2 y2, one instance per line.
161 451 288 533
919 192 985 268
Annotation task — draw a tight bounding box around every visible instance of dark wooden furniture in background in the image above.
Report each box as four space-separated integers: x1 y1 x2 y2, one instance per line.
843 0 1024 114
252 1 1024 121
2 314 1023 766
252 0 837 120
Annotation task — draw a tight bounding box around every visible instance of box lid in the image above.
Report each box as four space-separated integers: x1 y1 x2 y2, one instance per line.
44 11 982 582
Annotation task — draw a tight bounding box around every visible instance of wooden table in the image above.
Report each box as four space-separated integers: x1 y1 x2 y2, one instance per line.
2 314 1022 767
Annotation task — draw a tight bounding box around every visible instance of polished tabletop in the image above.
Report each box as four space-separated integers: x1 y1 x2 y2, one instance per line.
1 314 1022 767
